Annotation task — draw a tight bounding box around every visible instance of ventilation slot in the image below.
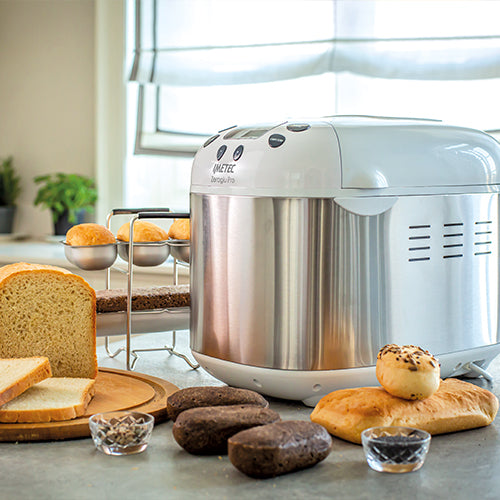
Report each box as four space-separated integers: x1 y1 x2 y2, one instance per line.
408 225 431 262
443 222 464 259
474 220 493 256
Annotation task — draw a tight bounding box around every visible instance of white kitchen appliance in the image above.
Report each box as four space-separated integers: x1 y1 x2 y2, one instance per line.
189 116 500 406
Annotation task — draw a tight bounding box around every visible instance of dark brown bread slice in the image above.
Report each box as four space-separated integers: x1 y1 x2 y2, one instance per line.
172 405 281 455
167 386 269 421
228 420 332 479
96 285 190 313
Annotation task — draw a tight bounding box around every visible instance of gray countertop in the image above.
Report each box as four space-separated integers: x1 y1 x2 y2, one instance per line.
1 331 499 500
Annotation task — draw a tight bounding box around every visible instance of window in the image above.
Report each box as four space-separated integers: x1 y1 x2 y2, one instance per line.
125 0 500 210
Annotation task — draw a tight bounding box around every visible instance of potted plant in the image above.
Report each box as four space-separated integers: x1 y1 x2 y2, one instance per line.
0 156 21 234
34 173 98 235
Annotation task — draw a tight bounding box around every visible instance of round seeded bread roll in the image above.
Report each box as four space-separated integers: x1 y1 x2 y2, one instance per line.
168 219 190 240
66 223 116 246
116 220 168 242
376 344 441 400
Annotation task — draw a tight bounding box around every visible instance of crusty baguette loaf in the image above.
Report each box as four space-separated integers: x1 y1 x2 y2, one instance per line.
0 263 97 378
96 285 190 313
0 377 96 423
0 357 52 406
310 378 499 444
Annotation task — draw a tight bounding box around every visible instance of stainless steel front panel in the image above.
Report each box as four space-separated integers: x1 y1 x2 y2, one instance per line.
190 193 500 370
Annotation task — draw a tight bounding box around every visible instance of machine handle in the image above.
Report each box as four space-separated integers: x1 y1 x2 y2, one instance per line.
106 209 190 226
136 212 190 220
109 207 171 216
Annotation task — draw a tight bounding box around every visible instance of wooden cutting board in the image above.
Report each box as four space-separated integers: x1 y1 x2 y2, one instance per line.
0 367 179 442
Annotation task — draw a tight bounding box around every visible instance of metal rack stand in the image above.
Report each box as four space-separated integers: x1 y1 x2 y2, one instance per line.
102 208 199 371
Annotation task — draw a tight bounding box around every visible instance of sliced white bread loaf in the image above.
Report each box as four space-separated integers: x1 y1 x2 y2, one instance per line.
0 357 52 406
0 263 97 378
0 377 96 423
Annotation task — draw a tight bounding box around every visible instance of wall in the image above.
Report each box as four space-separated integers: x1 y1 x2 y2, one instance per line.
0 0 95 236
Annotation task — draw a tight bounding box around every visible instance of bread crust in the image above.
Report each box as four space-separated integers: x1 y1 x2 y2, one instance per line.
0 357 52 406
310 378 499 444
117 221 168 242
0 262 73 281
167 219 190 240
0 379 96 423
0 263 98 379
66 223 116 246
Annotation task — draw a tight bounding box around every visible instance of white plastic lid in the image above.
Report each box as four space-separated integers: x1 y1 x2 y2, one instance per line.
333 116 500 189
190 117 500 197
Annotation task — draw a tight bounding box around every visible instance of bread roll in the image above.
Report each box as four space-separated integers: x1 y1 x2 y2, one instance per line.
168 219 190 240
228 421 332 478
66 223 116 246
0 263 97 378
167 386 269 421
172 405 281 454
310 378 499 444
117 220 168 242
376 344 440 400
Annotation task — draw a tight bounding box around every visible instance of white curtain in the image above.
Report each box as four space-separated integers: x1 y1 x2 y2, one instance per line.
128 0 500 154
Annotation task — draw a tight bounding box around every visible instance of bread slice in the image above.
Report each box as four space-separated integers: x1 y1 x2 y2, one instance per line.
0 377 96 423
96 285 190 313
310 378 499 444
0 357 52 406
0 263 97 378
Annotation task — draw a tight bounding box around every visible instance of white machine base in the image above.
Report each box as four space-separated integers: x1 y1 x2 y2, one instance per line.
193 344 500 407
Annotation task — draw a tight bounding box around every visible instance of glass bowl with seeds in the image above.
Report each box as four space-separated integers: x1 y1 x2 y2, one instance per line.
361 426 431 473
89 411 154 456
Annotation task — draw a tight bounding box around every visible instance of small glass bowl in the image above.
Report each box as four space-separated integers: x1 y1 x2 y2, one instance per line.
89 411 154 456
361 426 431 473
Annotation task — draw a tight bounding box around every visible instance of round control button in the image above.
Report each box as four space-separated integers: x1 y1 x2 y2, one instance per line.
216 145 227 161
268 134 286 148
233 145 244 161
286 123 310 132
203 134 219 147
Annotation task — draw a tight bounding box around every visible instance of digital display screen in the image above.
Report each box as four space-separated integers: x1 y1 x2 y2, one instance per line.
223 127 272 139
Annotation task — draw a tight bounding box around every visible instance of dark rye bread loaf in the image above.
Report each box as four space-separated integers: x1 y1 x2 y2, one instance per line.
228 421 332 479
173 405 281 454
167 386 269 421
96 285 190 313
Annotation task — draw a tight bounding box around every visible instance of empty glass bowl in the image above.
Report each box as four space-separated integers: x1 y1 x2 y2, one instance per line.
89 411 154 456
361 426 431 473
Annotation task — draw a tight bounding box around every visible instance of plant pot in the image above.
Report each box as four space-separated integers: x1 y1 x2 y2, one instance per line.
53 210 86 236
0 206 16 234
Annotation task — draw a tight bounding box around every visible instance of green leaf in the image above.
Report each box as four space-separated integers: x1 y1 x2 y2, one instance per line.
32 172 97 218
0 156 21 206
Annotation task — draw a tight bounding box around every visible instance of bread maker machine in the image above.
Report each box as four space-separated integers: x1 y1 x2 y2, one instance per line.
189 116 500 406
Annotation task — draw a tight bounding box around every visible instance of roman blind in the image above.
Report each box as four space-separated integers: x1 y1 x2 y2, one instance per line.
129 0 500 155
